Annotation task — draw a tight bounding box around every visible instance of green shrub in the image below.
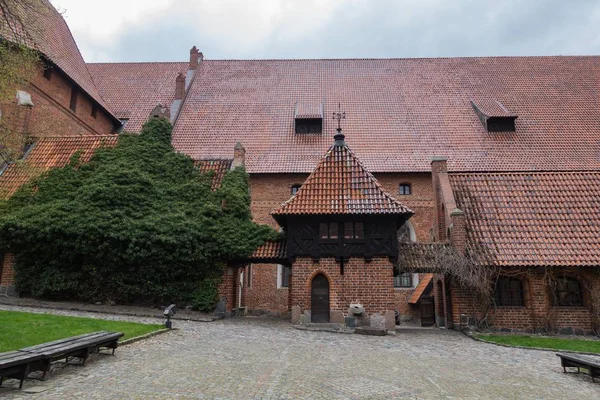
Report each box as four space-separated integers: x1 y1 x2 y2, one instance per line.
192 276 222 312
0 118 279 305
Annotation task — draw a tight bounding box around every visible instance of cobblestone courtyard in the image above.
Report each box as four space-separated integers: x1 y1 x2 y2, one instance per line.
1 306 599 399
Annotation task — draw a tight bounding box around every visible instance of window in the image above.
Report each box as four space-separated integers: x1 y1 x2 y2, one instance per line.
43 67 52 80
319 222 338 239
246 265 252 288
91 104 97 119
494 277 524 306
277 264 291 288
295 118 322 134
291 184 301 195
397 221 416 243
69 87 78 112
394 272 413 288
399 184 411 195
554 278 583 307
344 222 364 239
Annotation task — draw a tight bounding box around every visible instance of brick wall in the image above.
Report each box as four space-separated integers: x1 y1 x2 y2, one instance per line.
290 256 395 315
375 172 435 242
248 172 437 315
0 63 115 142
0 254 17 296
448 269 599 334
245 263 289 315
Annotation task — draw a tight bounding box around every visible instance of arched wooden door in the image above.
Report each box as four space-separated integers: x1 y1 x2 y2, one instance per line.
311 274 330 323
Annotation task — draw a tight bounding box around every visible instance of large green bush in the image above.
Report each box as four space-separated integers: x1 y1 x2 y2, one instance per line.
0 118 278 305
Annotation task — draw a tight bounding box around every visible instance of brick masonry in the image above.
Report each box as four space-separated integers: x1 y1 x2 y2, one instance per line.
448 269 599 334
0 254 17 296
290 256 395 316
0 62 116 141
247 172 436 319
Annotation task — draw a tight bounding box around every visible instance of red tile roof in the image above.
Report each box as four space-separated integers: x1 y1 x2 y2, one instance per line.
249 240 286 262
272 135 413 217
1 1 118 123
450 172 600 267
194 159 232 189
88 62 187 132
154 57 600 173
0 135 119 198
295 102 323 119
409 274 434 304
471 99 517 118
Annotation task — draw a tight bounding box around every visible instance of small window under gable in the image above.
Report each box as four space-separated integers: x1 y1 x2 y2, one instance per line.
294 102 323 134
471 100 517 132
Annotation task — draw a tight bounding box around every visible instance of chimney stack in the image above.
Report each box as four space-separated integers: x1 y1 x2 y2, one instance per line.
232 142 246 169
175 73 185 100
189 46 200 70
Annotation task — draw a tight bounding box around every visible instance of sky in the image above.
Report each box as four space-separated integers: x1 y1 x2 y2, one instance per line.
51 0 600 63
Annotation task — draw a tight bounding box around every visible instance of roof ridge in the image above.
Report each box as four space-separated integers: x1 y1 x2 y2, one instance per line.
449 170 600 176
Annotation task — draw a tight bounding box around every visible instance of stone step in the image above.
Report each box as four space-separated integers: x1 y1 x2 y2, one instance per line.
354 326 387 336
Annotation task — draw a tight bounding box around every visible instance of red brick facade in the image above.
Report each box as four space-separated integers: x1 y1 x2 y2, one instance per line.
0 254 16 296
448 269 599 334
290 257 395 316
243 172 435 320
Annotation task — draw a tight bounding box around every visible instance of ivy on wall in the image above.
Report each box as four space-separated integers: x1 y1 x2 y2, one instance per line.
0 118 278 306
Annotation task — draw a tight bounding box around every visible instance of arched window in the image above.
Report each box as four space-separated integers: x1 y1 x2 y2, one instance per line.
494 276 524 307
291 184 301 195
399 183 411 195
554 278 583 306
397 220 417 243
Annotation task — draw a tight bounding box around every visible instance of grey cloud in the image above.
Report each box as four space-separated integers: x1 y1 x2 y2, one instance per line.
81 0 600 62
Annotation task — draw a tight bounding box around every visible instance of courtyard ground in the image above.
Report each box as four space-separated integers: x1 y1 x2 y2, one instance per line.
0 305 599 399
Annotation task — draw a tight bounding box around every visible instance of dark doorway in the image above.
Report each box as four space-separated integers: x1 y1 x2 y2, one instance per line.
420 296 435 327
311 274 330 323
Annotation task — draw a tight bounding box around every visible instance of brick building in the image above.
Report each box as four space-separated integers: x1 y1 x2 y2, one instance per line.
1 2 600 333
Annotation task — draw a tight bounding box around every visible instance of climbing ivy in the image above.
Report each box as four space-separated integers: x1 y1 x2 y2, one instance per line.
0 118 278 305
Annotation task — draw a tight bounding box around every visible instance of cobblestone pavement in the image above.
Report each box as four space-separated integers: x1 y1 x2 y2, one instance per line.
1 305 599 399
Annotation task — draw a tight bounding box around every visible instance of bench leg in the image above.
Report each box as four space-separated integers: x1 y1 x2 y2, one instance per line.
81 348 90 366
42 360 51 380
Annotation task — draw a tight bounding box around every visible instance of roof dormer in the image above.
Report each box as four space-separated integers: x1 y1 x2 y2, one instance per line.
294 102 323 134
470 100 517 132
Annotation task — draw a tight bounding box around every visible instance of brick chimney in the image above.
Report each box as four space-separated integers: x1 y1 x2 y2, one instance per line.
175 73 185 100
431 157 448 241
449 208 466 254
189 46 200 70
232 142 245 169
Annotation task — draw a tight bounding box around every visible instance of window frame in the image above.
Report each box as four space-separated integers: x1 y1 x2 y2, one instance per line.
43 67 52 81
554 277 583 307
494 276 525 307
277 264 291 288
399 183 412 195
394 272 413 288
344 221 364 239
69 87 78 112
319 222 339 240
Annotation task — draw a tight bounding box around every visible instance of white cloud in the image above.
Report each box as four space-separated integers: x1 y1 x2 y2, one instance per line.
51 0 600 62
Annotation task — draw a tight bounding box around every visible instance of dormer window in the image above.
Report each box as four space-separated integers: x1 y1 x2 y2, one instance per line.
295 102 323 134
470 100 517 132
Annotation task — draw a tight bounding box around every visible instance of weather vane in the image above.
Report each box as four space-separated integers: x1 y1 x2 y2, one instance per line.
332 103 346 133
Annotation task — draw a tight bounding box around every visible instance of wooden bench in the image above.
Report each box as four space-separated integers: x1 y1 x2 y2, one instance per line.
19 331 124 379
0 331 123 389
0 351 44 389
557 353 600 383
